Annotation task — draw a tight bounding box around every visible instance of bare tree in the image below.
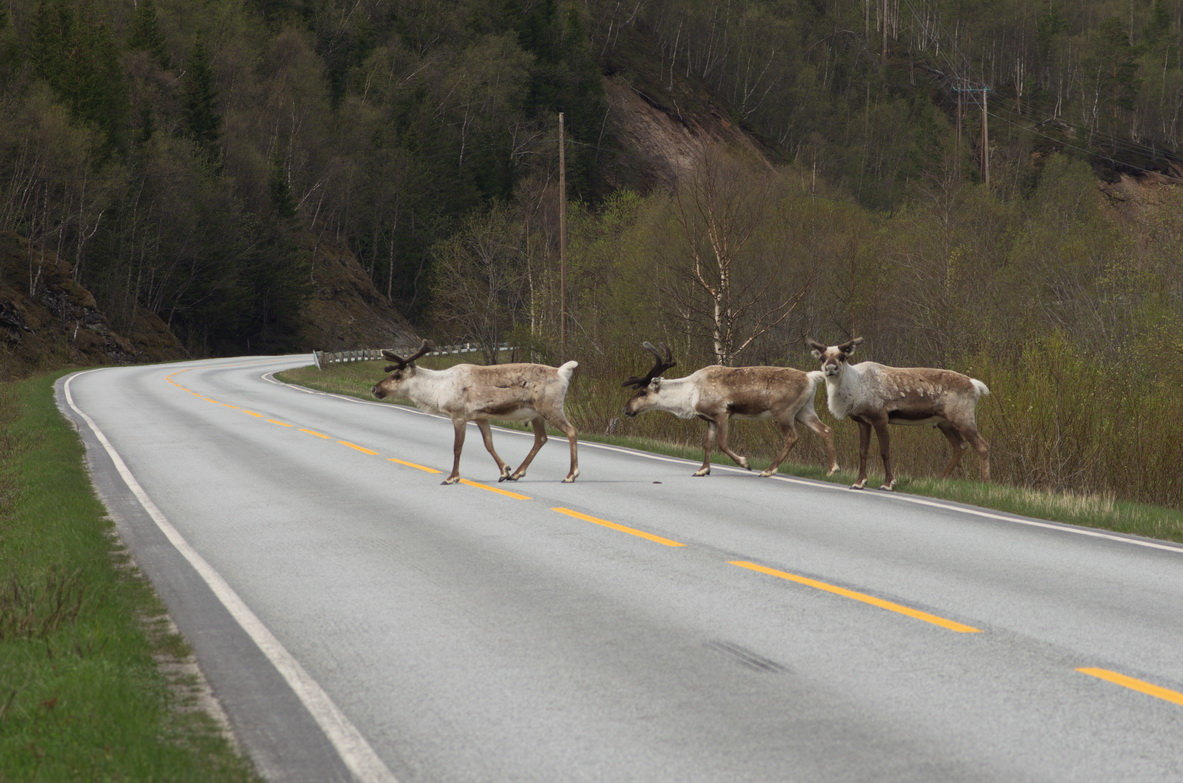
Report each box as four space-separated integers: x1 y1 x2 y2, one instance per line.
668 149 810 365
429 203 528 363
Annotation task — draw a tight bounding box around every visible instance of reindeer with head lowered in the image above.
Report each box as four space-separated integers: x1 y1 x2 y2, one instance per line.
807 337 990 490
622 342 839 478
372 341 580 485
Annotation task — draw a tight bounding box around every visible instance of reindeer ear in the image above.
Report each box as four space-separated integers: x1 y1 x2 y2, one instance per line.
651 377 662 390
810 348 823 360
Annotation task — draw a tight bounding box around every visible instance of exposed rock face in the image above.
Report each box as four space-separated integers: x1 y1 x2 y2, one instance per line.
0 229 422 379
599 73 775 191
0 232 186 380
295 236 419 352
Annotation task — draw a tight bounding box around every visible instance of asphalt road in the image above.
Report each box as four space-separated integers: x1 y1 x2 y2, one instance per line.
57 355 1183 782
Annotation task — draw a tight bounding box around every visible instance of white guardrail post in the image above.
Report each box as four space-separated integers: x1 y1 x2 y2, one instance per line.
314 343 513 368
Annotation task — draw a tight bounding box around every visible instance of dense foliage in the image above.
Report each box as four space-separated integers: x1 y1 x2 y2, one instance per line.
0 0 605 352
2 0 1183 505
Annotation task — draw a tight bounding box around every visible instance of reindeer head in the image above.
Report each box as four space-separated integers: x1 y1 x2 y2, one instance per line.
808 337 863 377
622 341 676 417
371 339 434 399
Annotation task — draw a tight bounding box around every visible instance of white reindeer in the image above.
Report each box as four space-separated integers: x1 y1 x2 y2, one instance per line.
371 341 580 484
623 342 839 478
807 337 990 490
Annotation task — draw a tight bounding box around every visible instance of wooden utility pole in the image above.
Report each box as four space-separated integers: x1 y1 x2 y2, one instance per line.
558 112 568 355
955 83 962 175
881 0 888 61
979 86 990 185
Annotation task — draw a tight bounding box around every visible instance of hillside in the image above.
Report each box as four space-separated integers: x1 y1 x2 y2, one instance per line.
3 0 1183 386
0 232 184 379
0 230 418 379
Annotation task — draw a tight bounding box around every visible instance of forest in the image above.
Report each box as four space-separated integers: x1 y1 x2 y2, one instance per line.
2 0 1183 506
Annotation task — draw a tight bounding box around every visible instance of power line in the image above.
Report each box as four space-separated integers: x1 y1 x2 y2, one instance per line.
895 0 1181 180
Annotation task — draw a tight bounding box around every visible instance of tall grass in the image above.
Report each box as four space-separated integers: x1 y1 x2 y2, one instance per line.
0 374 258 781
284 347 1183 544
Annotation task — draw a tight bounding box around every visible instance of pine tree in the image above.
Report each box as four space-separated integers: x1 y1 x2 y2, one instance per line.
183 35 222 168
129 0 170 69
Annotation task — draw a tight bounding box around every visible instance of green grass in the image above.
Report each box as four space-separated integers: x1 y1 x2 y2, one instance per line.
284 358 1183 546
0 372 259 782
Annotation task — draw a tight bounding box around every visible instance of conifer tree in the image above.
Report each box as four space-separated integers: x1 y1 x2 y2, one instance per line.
183 35 222 168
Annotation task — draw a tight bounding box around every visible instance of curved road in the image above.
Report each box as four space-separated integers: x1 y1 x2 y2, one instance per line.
58 355 1183 782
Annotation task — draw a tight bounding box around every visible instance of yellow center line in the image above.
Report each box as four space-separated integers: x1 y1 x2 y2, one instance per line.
458 478 532 500
387 457 442 474
729 561 982 633
300 428 331 439
242 410 264 418
551 507 686 547
338 440 379 455
1077 668 1183 706
267 419 293 427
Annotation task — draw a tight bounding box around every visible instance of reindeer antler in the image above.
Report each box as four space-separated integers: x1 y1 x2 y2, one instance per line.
622 341 676 388
382 339 435 371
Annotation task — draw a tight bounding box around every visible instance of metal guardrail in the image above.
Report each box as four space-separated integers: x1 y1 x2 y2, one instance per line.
313 342 512 369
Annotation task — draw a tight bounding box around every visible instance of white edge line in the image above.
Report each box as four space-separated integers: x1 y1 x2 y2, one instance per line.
63 369 399 783
266 364 1183 558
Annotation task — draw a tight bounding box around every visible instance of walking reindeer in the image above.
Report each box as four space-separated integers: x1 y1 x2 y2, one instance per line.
622 342 839 478
372 341 580 484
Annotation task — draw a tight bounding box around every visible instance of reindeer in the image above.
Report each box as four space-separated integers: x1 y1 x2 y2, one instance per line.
371 341 580 485
807 337 990 490
622 342 839 478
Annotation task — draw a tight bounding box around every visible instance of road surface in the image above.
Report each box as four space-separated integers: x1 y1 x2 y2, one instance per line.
58 355 1183 782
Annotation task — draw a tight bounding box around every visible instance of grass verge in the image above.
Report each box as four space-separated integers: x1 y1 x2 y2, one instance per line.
0 371 259 782
281 359 1183 546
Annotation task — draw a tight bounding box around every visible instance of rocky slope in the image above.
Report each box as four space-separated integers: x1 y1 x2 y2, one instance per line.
0 232 186 380
0 230 419 380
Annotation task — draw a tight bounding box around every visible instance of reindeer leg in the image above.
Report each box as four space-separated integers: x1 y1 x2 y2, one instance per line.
695 420 717 476
444 418 467 485
872 416 894 490
966 429 990 482
798 408 839 475
475 419 512 481
852 418 872 489
508 418 548 481
760 420 799 477
555 415 580 483
937 422 966 478
715 415 751 471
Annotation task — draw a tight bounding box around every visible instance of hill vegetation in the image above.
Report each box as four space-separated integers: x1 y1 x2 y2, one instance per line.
1 0 1183 505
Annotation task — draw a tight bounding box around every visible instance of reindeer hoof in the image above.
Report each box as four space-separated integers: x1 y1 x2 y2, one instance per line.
561 469 579 483
442 476 460 485
758 469 775 478
826 465 840 476
737 458 750 470
850 481 866 490
692 469 710 477
880 483 895 492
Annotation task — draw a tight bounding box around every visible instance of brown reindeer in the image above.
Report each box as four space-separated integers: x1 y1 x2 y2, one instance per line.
623 342 839 478
372 341 580 484
807 337 990 490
